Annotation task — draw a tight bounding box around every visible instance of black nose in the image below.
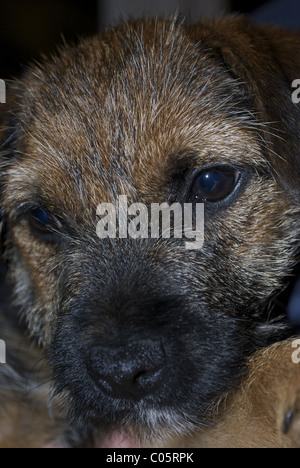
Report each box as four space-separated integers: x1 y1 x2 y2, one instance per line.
88 340 166 401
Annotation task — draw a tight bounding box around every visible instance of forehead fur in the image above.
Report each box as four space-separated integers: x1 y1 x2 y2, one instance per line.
3 16 299 217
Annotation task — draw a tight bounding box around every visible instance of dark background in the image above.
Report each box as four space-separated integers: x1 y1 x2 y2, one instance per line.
1 0 299 79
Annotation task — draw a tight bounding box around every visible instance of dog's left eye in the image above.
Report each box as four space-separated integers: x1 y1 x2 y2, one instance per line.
190 166 241 202
28 208 61 238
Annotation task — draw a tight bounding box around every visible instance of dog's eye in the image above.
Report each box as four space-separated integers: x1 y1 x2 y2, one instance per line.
190 166 240 202
29 208 61 237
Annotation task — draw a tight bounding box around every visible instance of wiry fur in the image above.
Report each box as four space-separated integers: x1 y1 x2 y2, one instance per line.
0 15 300 447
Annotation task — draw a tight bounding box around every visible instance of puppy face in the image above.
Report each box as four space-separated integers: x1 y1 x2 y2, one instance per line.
1 17 300 440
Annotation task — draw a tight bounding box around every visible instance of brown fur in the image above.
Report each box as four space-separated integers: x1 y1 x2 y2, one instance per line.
0 15 300 447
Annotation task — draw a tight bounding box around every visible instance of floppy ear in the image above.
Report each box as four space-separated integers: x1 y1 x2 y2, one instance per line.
187 16 300 194
260 25 300 82
251 23 300 194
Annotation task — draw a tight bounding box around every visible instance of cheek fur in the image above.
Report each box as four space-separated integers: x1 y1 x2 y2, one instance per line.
8 224 60 346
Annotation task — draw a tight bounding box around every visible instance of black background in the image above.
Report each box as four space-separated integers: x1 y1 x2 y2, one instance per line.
1 0 294 79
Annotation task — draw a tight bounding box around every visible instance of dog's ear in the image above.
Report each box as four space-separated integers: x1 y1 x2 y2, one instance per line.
260 25 300 83
187 16 300 194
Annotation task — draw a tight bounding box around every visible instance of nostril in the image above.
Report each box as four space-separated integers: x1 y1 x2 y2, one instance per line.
133 370 146 383
132 366 162 389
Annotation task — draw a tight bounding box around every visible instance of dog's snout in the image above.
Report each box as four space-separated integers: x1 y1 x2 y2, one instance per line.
88 340 166 401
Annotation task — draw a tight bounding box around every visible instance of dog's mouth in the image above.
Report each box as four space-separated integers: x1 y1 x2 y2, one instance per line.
44 430 140 449
93 430 139 448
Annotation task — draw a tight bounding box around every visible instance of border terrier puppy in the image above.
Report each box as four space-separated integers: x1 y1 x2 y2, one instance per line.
0 16 300 447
